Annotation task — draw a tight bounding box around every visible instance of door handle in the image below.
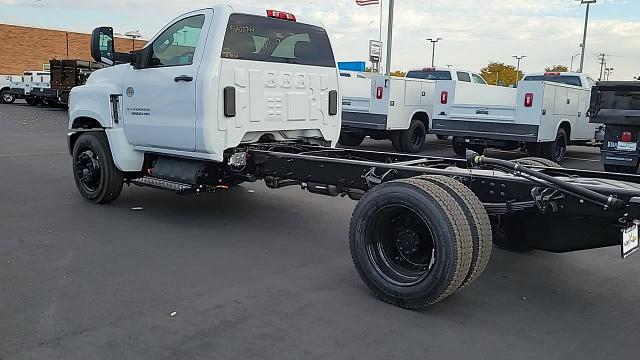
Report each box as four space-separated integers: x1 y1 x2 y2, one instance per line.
174 75 193 82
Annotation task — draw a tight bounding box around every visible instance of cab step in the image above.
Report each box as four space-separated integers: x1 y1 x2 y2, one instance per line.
130 176 197 194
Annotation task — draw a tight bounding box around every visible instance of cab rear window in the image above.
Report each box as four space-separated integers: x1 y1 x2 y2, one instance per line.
221 14 336 68
523 75 583 87
406 70 452 80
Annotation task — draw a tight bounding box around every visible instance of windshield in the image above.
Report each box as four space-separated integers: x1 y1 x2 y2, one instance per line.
523 75 583 87
406 70 452 80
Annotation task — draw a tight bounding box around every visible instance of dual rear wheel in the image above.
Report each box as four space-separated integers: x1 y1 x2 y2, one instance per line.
349 176 492 309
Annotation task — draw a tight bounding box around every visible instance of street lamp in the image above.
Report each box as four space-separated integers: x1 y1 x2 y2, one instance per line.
513 55 526 81
570 53 581 72
124 30 142 51
605 67 614 81
576 0 597 73
427 37 442 67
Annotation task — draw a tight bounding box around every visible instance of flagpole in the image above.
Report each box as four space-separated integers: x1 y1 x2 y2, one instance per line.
379 0 383 43
385 0 394 76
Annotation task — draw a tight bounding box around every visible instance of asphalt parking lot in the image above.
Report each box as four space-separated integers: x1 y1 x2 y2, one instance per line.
1 102 639 360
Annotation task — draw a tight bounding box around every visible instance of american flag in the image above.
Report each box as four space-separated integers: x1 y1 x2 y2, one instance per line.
356 0 380 5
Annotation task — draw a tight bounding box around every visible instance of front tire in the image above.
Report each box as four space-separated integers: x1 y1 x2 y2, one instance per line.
72 132 124 204
349 178 473 309
1 89 15 104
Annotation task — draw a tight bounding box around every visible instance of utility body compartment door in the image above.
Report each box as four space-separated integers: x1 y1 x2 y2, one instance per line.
121 10 212 152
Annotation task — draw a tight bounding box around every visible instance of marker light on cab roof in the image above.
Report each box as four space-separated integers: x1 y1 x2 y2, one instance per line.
267 10 297 22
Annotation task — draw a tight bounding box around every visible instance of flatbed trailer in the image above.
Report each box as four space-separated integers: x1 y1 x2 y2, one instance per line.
68 135 640 309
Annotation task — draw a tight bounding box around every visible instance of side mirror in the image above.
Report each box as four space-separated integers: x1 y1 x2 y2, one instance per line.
91 27 115 66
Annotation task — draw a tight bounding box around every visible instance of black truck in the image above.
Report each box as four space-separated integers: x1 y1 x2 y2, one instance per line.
589 81 640 174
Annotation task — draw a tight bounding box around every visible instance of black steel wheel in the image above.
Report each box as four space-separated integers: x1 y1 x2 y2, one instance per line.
398 119 427 153
349 178 473 309
1 89 15 104
72 132 124 204
338 132 366 147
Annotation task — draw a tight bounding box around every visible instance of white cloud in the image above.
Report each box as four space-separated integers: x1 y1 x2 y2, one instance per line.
1 0 638 78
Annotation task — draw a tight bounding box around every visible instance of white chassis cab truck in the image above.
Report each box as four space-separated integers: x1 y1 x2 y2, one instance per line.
433 72 602 162
68 5 640 310
339 68 488 153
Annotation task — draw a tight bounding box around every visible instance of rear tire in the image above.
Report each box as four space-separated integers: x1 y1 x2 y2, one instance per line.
515 157 562 168
338 132 366 147
349 178 473 309
604 164 639 174
72 132 124 204
398 119 427 153
417 176 492 290
1 89 15 104
541 128 568 163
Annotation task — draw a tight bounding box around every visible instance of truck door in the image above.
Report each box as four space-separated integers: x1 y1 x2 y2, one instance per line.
122 10 211 151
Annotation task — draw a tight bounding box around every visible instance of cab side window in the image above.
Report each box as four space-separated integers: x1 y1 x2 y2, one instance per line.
472 74 486 84
147 15 205 68
457 72 471 82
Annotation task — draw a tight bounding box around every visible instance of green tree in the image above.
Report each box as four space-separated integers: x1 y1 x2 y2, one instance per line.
545 65 569 72
480 62 522 86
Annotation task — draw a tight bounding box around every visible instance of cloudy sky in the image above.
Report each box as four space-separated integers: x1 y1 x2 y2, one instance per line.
1 0 639 79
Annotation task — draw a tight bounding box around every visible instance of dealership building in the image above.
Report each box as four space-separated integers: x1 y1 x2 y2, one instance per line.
0 24 146 75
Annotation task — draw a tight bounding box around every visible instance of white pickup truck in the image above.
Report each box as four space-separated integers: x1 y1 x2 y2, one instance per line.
66 5 640 311
433 72 602 162
339 68 487 153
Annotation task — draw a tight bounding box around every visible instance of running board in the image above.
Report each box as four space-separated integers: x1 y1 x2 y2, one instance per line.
130 176 197 194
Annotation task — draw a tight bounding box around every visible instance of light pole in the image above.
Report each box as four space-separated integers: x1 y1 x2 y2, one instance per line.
513 55 526 82
570 53 581 72
576 0 597 73
124 30 142 51
605 67 614 80
427 37 442 67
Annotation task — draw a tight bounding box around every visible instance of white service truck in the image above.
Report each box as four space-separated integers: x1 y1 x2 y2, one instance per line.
67 5 640 311
339 68 488 153
0 75 15 104
8 71 55 105
433 72 602 162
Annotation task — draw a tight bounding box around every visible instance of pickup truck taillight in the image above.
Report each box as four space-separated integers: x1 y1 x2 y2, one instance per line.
440 91 448 105
376 87 384 99
622 131 633 142
524 93 534 108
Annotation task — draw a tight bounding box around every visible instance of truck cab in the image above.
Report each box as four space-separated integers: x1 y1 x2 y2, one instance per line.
406 67 487 84
69 5 340 179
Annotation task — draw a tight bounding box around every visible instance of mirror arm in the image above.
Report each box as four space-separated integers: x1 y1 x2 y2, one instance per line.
114 52 135 64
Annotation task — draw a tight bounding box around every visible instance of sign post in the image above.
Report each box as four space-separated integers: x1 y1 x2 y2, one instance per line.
369 40 382 73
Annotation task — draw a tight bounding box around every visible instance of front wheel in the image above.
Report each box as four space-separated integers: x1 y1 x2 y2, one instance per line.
72 132 124 204
1 90 15 104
